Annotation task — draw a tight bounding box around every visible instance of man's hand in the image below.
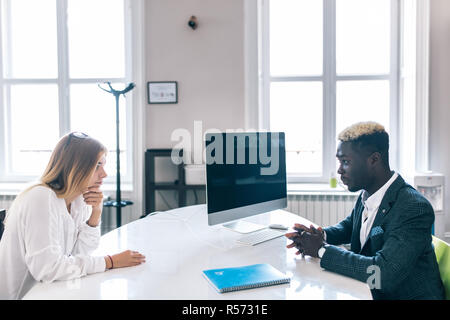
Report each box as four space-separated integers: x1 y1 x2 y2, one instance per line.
286 229 305 256
285 223 326 258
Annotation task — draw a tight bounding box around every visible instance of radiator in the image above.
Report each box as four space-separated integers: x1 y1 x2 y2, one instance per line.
101 205 135 235
287 193 359 227
0 195 16 211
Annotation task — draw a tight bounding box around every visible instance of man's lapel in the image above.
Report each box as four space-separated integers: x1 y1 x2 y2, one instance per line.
352 202 363 253
359 174 406 254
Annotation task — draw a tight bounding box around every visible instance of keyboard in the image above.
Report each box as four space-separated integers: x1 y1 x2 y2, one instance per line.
236 228 286 246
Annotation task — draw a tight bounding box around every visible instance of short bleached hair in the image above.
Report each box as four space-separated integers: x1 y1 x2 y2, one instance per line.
338 121 390 166
338 122 386 142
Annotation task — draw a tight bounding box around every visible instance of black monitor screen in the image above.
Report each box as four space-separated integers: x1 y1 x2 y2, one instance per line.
205 132 286 214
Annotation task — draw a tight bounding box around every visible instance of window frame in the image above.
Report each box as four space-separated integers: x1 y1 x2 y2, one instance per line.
0 0 134 184
258 0 401 183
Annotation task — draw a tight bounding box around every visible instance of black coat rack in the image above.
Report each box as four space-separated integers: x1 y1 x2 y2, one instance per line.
98 82 135 228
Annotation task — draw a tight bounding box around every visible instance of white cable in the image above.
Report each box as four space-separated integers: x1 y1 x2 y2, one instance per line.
146 207 228 251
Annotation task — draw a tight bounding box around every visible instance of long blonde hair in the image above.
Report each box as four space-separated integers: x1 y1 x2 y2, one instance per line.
40 132 107 199
5 133 107 224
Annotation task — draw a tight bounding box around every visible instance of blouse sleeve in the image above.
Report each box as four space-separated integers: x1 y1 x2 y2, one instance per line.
71 201 102 255
22 189 106 283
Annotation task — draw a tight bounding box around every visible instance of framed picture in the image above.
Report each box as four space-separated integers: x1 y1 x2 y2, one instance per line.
147 81 178 104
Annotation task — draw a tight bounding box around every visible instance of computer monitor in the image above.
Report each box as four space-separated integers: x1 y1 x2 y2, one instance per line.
205 132 287 233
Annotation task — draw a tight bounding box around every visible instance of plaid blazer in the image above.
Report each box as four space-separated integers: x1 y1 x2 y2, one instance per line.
321 174 445 300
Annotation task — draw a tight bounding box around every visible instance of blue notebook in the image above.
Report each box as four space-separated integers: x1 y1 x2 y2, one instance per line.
202 263 291 293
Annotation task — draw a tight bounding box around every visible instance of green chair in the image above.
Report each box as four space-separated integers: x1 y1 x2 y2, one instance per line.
432 236 450 300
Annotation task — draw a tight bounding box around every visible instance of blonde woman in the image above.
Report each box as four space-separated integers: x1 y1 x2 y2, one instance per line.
0 132 146 300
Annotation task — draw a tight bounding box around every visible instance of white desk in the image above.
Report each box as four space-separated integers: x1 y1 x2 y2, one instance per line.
23 205 371 300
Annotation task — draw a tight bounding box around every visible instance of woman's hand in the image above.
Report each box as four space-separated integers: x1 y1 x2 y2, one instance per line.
83 186 104 209
105 250 146 269
83 186 104 227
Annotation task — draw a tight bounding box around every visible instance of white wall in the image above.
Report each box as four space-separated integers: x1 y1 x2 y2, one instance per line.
429 0 450 237
142 1 450 237
145 0 246 150
142 0 246 211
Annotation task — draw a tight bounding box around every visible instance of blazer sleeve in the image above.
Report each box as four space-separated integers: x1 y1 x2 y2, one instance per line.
323 195 360 245
22 191 105 283
319 194 434 294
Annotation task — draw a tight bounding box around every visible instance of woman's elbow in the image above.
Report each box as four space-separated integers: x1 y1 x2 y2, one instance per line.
27 256 85 283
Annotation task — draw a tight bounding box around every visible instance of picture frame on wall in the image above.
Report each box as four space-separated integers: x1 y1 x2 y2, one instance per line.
147 81 178 104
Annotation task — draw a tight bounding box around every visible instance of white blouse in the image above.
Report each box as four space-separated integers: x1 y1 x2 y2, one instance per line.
0 185 106 300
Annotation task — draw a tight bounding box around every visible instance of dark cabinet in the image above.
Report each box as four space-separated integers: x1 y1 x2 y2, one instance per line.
144 149 205 216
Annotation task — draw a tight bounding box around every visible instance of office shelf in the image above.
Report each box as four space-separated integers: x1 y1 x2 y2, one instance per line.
144 149 205 216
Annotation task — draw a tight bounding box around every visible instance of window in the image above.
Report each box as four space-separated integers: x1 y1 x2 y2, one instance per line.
260 0 403 182
0 0 133 183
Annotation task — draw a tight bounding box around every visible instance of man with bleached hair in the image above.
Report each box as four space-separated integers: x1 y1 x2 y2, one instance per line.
286 122 445 300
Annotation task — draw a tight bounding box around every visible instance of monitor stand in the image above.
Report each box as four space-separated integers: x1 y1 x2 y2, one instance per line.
222 220 266 234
